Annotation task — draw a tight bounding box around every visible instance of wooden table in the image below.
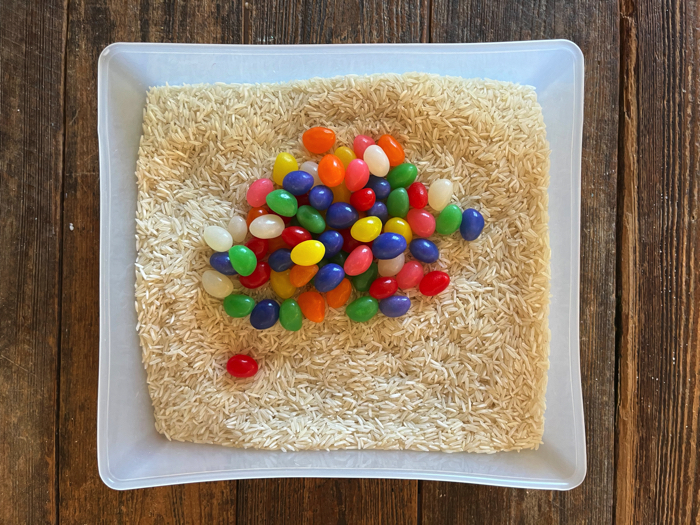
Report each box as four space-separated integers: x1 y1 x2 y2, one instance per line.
1 0 698 523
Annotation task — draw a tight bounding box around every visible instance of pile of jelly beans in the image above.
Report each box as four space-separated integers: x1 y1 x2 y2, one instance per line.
201 128 484 377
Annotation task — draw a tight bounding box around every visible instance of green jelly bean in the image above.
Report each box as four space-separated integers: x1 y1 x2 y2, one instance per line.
436 204 463 235
266 189 298 217
223 294 256 318
289 215 301 227
387 188 409 218
228 245 257 276
351 262 378 292
328 251 348 266
346 296 379 322
317 259 329 269
386 163 417 189
296 205 326 234
279 298 303 331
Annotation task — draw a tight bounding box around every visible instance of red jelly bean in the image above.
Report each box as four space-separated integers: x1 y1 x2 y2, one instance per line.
407 182 428 209
339 228 367 253
245 238 268 261
369 277 399 299
295 193 310 207
396 260 424 289
419 271 450 296
226 354 258 378
344 245 373 276
349 188 376 212
281 226 312 247
406 209 436 238
353 135 375 158
239 261 271 289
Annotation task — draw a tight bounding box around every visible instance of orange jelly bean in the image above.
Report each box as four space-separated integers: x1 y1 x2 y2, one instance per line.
303 127 336 154
289 264 319 287
331 181 352 203
267 235 290 253
326 278 352 308
298 291 325 323
377 134 405 167
247 206 268 227
318 154 345 187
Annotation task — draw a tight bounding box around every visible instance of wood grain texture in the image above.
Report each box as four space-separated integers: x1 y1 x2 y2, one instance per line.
423 1 620 524
615 0 700 523
0 1 66 523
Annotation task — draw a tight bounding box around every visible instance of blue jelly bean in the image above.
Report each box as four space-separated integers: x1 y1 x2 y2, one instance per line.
409 239 439 263
309 185 334 211
250 299 279 329
313 263 345 293
460 208 485 241
372 233 407 260
365 175 391 200
283 170 314 196
318 230 344 259
268 249 293 272
326 202 359 230
367 201 389 223
379 295 411 317
210 251 237 275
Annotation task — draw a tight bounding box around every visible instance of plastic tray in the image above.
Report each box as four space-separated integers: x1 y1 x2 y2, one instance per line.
98 41 585 490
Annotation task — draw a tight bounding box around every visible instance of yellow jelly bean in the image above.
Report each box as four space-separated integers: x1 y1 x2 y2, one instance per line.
272 152 298 186
384 217 413 244
291 240 326 266
270 269 297 299
331 181 352 204
334 146 357 168
351 216 383 242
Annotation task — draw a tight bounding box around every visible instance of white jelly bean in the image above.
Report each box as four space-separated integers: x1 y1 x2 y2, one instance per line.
428 179 454 211
300 160 321 187
203 225 233 252
202 270 234 298
227 216 248 243
378 252 405 277
249 214 285 239
363 145 390 177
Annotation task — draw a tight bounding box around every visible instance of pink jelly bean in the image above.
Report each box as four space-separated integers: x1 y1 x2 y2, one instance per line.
247 178 274 207
353 135 376 158
344 159 371 192
406 209 436 238
344 245 373 276
396 260 424 289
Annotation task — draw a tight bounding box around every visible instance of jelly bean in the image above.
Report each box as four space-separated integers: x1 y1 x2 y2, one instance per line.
350 216 381 243
384 217 413 244
299 160 321 187
268 248 294 272
291 240 325 266
314 263 345 293
372 232 407 259
331 182 352 203
328 250 349 267
419 271 450 296
367 201 389 223
288 215 301 227
268 235 290 253
377 134 405 167
386 163 417 189
289 263 318 287
226 354 258 378
409 238 439 263
365 175 391 200
272 153 298 186
281 226 312 247
378 253 404 277
396 261 424 289
303 126 336 154
428 179 453 211
369 277 398 300
296 205 326 234
352 262 378 292
228 245 257 276
334 146 357 168
326 202 359 230
279 298 303 331
346 296 379 322
247 178 274 207
344 159 371 192
317 259 328 269
266 189 298 217
228 215 248 242
387 188 409 218
338 228 365 253
283 170 315 196
296 193 310 207
363 145 390 177
249 214 285 239
379 295 411 317
210 251 237 275
460 208 485 241
406 209 436 238
309 185 334 210
250 299 280 329
239 261 271 289
203 225 233 252
298 291 325 322
407 182 428 209
353 135 375 158
436 204 463 235
247 206 268 227
223 294 255 317
349 188 376 211
318 154 345 187
202 270 234 298
344 245 373 276
317 230 344 259
326 278 352 308
245 237 268 261
270 269 297 299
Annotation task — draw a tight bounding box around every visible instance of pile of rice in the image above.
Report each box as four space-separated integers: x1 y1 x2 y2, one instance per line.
135 73 551 453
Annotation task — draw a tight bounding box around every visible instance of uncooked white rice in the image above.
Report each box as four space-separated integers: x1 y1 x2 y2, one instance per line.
135 73 551 453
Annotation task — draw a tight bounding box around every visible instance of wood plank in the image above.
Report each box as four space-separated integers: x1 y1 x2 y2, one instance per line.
422 1 619 523
0 1 66 523
616 0 700 523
